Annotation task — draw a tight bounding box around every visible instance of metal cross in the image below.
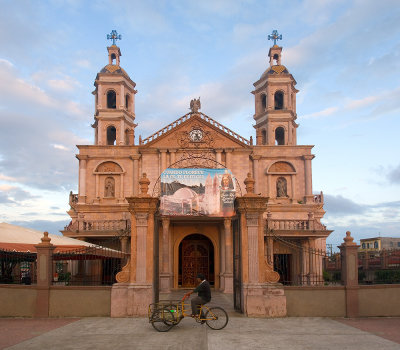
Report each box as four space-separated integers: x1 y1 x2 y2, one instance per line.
107 30 122 45
268 30 282 45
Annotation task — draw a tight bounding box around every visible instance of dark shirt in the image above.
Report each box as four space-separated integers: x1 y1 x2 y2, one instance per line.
193 280 211 302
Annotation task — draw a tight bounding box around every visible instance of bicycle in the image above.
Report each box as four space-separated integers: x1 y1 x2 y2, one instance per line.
148 295 229 332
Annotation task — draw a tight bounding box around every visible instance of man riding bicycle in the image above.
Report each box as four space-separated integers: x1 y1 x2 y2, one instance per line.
184 273 211 321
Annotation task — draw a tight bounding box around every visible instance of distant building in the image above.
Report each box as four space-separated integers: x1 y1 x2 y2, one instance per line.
359 237 400 252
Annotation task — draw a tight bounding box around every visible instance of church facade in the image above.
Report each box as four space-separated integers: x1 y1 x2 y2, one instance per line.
62 35 331 316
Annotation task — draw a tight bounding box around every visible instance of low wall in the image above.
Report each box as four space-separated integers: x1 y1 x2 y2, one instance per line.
284 286 346 317
49 286 111 317
0 285 37 317
359 284 400 317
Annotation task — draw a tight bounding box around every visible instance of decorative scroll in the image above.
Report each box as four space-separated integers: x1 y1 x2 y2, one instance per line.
264 257 280 283
160 168 236 217
116 260 130 283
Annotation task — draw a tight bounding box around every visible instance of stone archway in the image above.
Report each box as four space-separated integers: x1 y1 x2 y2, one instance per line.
179 234 214 288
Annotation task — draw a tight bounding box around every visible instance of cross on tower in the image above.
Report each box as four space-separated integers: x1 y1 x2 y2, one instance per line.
268 30 282 46
107 30 122 45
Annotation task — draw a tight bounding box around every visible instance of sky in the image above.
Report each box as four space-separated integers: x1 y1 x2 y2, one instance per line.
0 0 399 247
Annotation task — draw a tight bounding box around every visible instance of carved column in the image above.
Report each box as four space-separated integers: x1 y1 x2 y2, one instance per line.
303 155 315 204
215 149 223 167
251 155 261 195
160 217 171 292
225 149 233 169
169 149 176 166
131 155 140 196
77 155 88 204
160 149 167 172
223 218 233 293
119 119 124 145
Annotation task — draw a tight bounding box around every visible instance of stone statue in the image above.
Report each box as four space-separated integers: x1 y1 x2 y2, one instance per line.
190 97 201 113
276 177 287 197
105 177 115 197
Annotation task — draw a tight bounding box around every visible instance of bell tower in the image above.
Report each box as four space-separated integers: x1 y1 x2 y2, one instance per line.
252 30 299 146
92 30 137 146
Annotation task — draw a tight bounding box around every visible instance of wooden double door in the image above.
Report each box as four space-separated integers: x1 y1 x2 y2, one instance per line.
181 236 212 288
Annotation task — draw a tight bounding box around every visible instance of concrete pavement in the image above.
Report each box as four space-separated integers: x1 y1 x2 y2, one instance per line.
2 316 400 350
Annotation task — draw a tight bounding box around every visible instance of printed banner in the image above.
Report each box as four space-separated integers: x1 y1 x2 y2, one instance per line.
160 168 236 217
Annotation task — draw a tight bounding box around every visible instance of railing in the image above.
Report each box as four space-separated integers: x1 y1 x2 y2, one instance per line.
267 219 326 231
0 249 37 285
358 249 400 284
52 245 128 286
64 219 131 232
140 112 251 146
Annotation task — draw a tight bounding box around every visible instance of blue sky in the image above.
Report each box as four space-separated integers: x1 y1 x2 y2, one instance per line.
0 0 399 247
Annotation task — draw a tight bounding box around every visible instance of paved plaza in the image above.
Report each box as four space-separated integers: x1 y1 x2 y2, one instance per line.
1 316 399 350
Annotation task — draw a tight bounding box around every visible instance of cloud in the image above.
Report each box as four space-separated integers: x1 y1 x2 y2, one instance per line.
388 164 400 184
9 219 70 236
302 106 339 119
324 194 366 215
0 186 39 204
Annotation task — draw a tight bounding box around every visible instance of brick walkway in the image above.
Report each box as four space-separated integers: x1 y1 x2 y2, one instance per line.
336 318 400 345
0 318 80 349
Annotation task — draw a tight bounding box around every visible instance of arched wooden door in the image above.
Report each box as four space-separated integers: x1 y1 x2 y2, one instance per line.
181 235 212 288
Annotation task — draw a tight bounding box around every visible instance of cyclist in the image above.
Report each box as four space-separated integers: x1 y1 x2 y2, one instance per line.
184 273 211 321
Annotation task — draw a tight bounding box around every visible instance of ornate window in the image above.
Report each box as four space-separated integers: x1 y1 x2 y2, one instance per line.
107 90 116 109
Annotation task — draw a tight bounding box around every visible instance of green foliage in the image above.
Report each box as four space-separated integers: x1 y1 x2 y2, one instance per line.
375 270 400 284
58 272 71 284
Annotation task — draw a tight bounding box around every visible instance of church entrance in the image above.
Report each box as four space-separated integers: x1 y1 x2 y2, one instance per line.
179 234 214 288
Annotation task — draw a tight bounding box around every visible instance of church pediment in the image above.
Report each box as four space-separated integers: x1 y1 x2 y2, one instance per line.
139 113 251 149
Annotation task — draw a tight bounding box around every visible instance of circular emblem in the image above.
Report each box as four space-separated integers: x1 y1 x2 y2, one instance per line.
189 129 203 142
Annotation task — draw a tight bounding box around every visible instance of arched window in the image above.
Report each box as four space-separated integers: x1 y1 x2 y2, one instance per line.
261 94 267 110
107 126 117 145
276 177 287 197
273 53 279 65
107 90 116 109
275 127 285 145
125 94 129 110
274 91 284 110
261 129 267 145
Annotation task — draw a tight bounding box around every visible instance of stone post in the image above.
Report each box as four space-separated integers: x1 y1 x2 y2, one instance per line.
235 173 286 317
339 231 360 318
111 173 159 317
34 232 55 317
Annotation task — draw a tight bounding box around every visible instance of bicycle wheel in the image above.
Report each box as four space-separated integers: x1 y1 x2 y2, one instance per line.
151 308 174 332
205 307 229 330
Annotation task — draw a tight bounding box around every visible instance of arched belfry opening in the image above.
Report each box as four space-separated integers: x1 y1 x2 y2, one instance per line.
107 90 116 109
125 94 129 110
107 126 117 145
274 91 284 110
179 234 214 288
111 53 116 65
275 127 285 145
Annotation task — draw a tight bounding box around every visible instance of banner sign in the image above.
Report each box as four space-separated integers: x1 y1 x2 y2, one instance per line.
160 168 236 217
